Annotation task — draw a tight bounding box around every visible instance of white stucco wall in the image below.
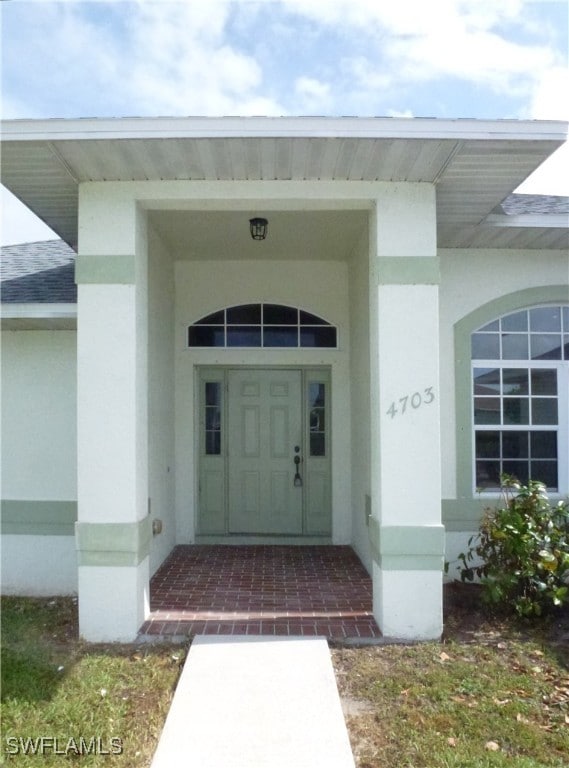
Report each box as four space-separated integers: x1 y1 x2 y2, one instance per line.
1 535 78 595
1 330 77 499
1 330 78 594
348 230 372 572
174 258 352 544
147 224 176 575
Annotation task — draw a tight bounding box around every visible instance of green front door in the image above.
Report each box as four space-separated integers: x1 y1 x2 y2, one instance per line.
227 369 303 534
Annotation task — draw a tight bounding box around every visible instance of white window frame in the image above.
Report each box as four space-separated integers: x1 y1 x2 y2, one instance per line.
471 305 569 497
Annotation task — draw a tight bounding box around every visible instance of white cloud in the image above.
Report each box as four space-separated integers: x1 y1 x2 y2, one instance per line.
119 2 286 115
0 187 58 246
279 0 565 117
293 77 332 113
517 143 569 195
1 1 286 117
529 66 569 121
387 108 414 118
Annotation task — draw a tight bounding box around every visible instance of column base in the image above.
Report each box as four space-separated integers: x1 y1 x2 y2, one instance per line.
78 557 149 642
373 563 443 641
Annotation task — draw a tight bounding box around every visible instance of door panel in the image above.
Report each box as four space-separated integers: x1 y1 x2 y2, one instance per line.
228 369 303 534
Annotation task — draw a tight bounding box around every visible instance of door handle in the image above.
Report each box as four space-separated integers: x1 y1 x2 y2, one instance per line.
293 454 303 487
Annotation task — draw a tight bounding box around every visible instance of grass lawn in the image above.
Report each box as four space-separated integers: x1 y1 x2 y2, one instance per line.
1 597 182 766
333 584 569 768
1 587 568 767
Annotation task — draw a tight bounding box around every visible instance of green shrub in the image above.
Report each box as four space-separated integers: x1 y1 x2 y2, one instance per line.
457 475 569 618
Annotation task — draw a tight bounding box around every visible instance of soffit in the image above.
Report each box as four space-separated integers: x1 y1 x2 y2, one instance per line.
1 116 567 250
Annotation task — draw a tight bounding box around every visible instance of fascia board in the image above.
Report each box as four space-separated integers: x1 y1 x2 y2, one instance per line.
1 116 567 142
0 303 77 319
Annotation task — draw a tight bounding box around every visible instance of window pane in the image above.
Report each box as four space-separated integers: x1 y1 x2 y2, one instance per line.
471 333 499 359
476 431 500 458
227 327 262 346
530 307 561 332
503 368 529 395
478 320 499 332
189 326 224 346
474 398 500 424
263 304 297 324
563 307 569 331
310 433 326 456
263 327 298 347
205 382 221 406
310 408 325 432
530 461 557 489
300 327 337 347
227 304 261 324
530 334 562 360
503 398 529 425
205 408 220 430
205 431 221 455
502 334 529 360
309 383 326 407
531 398 558 425
530 432 557 459
473 368 500 394
476 461 500 488
531 369 557 396
503 431 528 458
564 335 569 360
196 310 224 325
502 311 528 332
503 461 529 485
300 310 329 326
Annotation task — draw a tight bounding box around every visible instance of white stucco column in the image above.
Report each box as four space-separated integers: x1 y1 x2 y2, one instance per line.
76 186 150 641
369 183 444 640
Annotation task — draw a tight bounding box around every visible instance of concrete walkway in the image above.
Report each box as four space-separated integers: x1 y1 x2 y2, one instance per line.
151 636 355 768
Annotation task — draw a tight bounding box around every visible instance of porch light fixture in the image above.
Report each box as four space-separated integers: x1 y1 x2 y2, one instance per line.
249 217 268 240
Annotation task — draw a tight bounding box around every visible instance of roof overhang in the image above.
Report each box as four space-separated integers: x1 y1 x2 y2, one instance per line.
0 303 77 329
1 116 567 250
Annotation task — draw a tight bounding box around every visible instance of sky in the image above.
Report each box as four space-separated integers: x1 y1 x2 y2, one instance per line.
1 0 568 246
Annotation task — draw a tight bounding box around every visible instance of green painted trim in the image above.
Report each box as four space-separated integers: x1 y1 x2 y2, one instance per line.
75 517 152 567
369 519 445 570
454 286 569 500
1 500 77 535
377 257 440 284
75 254 136 285
380 555 444 570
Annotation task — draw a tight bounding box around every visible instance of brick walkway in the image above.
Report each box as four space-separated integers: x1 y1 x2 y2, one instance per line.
139 545 380 640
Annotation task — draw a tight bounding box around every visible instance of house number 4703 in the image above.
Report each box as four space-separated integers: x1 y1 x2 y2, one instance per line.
386 387 435 419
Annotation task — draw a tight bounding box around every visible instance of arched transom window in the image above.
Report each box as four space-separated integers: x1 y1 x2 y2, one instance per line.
188 304 337 348
471 305 569 492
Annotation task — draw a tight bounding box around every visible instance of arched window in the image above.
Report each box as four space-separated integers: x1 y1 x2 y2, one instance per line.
188 304 337 348
471 304 569 492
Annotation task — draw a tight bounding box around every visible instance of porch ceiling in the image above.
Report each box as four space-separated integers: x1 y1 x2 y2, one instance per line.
1 116 567 251
148 209 369 260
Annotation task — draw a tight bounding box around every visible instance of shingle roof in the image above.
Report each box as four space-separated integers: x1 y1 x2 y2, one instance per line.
0 240 77 303
498 193 569 215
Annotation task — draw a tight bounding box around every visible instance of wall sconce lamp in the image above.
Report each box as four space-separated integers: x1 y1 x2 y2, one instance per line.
249 217 268 240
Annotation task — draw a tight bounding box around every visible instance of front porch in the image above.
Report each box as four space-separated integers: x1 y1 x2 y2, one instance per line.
139 545 381 640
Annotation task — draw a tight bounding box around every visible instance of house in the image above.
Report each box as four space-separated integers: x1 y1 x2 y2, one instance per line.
1 116 568 642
